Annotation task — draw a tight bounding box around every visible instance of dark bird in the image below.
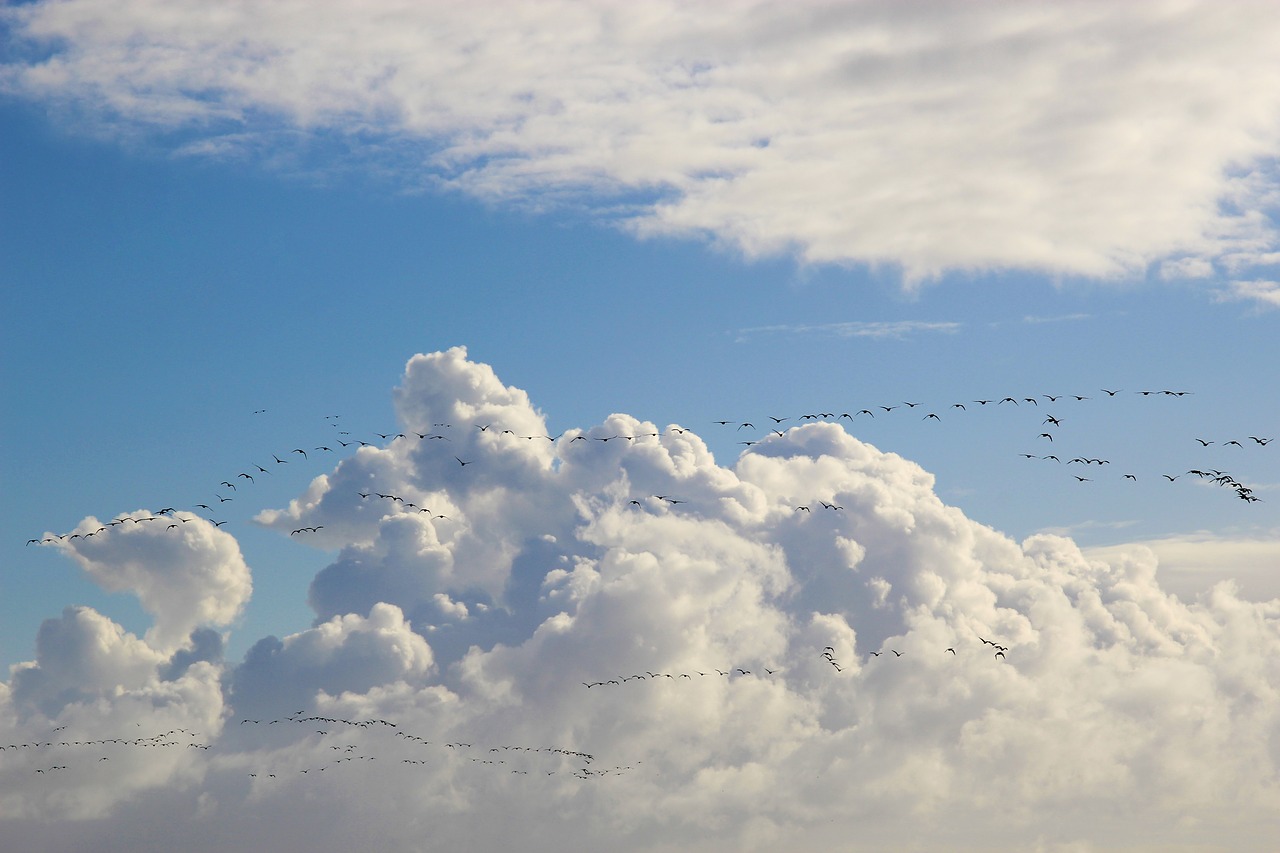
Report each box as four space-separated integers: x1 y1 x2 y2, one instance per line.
1038 433 1054 441
454 457 473 466
946 648 956 655
273 455 288 464
923 413 941 421
890 650 902 657
1195 438 1213 447
293 449 308 459
1162 474 1179 481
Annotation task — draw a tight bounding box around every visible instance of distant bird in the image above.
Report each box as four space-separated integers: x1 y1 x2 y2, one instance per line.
1038 433 1054 441
1195 439 1213 447
890 650 902 657
946 648 956 655
454 457 473 466
293 448 308 459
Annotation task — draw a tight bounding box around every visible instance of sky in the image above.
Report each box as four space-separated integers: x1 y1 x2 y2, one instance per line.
2 1 1280 850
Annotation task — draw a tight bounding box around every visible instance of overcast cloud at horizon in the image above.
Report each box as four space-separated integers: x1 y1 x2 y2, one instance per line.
3 3 1280 851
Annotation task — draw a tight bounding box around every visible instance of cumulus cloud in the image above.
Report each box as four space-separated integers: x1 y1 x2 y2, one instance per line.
4 348 1280 851
1 607 225 820
50 511 252 653
5 1 1280 281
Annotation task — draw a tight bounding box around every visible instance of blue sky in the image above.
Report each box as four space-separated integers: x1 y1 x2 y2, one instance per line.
3 3 1280 851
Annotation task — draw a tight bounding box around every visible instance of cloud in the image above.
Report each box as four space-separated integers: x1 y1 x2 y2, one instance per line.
49 511 252 653
1216 279 1280 308
1 607 225 820
733 319 961 341
6 1 1280 281
1086 531 1280 603
4 348 1280 850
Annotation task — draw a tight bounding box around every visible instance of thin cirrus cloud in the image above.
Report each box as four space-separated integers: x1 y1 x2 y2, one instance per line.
5 1 1280 284
3 347 1279 851
733 319 961 341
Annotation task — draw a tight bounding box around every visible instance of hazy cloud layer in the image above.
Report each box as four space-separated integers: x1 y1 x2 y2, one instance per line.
4 348 1279 851
6 1 1280 281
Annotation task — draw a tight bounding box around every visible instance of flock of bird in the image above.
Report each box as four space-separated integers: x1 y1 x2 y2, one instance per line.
8 710 631 784
23 384 1273 547
12 382 1272 798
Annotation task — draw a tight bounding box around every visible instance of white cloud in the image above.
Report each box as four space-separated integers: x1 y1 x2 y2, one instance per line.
1 607 225 820
1086 531 1280 603
5 349 1280 850
734 319 961 341
1216 278 1280 308
5 1 1280 280
49 511 252 653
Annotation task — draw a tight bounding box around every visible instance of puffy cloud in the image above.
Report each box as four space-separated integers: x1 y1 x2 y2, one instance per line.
227 603 433 718
50 511 252 653
4 349 1280 850
1 607 225 820
6 1 1280 280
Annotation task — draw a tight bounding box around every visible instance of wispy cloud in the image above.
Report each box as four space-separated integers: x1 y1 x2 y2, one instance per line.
5 1 1280 281
733 319 961 342
1019 313 1093 325
1215 279 1280 308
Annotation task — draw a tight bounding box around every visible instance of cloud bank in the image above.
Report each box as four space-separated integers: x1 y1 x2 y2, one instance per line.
3 347 1279 851
5 1 1280 282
